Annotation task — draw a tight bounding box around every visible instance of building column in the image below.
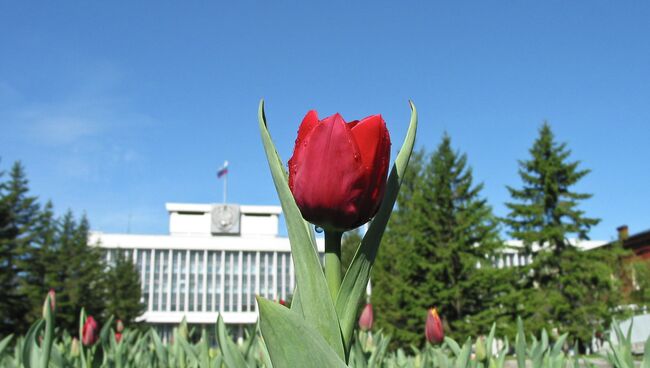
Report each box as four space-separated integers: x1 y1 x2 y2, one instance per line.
211 252 217 312
247 253 252 311
255 251 260 311
281 253 286 300
237 251 243 312
166 249 172 312
175 251 181 311
184 250 190 312
272 252 278 300
148 250 155 312
193 252 199 311
140 250 147 305
158 250 164 311
220 251 226 312
202 250 208 312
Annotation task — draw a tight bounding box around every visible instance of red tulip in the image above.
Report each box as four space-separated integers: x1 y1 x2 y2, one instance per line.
288 111 391 231
115 332 122 343
425 308 444 344
82 316 99 346
358 303 374 331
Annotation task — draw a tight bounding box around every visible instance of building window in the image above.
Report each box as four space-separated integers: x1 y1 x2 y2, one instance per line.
179 250 187 311
224 252 232 312
207 251 214 312
215 251 222 312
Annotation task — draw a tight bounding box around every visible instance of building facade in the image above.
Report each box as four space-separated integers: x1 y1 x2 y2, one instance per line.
90 203 324 341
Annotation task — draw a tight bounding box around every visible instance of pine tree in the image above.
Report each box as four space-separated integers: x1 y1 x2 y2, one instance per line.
0 161 40 335
104 251 145 324
373 136 505 348
54 212 107 333
23 200 58 323
504 122 618 350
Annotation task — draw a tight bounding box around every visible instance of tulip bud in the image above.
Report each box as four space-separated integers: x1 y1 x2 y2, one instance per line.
81 316 99 346
358 303 374 332
115 332 122 343
70 337 80 357
288 111 391 231
116 319 124 333
42 289 56 318
475 336 486 361
425 308 444 344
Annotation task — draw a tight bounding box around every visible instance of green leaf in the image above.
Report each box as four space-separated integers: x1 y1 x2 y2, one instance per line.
445 336 462 356
0 334 13 357
100 315 115 347
258 100 345 359
216 314 248 368
40 294 55 368
485 323 496 358
550 333 567 356
257 296 348 368
515 317 526 368
641 334 650 368
22 319 44 368
455 338 472 368
150 330 169 367
335 101 418 350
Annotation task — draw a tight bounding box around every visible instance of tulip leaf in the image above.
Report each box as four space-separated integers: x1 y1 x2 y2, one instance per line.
257 296 348 368
335 101 418 351
216 315 248 368
257 100 345 360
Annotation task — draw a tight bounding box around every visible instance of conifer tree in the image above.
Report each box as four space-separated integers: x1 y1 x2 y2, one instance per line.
104 251 145 324
55 212 107 333
22 200 58 322
504 123 619 350
373 136 505 348
0 162 40 334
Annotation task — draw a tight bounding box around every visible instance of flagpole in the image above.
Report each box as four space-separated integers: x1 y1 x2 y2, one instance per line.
223 174 227 204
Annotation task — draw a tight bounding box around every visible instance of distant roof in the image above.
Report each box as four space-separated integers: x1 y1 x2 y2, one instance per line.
165 203 282 215
603 228 650 259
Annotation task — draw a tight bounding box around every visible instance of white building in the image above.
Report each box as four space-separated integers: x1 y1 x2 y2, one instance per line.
90 203 324 341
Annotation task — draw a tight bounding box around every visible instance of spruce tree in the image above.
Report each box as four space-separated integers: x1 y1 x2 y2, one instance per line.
23 200 58 323
55 212 107 333
0 162 40 334
104 251 145 324
373 136 505 348
504 122 618 350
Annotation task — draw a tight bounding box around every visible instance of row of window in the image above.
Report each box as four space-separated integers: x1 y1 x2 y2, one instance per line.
105 249 295 313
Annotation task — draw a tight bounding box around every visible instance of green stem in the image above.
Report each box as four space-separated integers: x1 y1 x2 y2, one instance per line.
40 295 54 368
324 231 343 301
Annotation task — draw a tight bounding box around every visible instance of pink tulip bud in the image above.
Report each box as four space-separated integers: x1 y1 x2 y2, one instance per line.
425 308 444 344
115 332 122 343
358 303 374 331
42 289 56 318
82 316 99 346
116 319 124 333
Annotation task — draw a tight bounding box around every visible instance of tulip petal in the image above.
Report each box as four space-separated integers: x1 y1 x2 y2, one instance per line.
288 110 320 190
291 113 367 230
350 115 391 215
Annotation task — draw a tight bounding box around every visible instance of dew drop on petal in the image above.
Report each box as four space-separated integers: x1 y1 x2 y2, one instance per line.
315 226 324 233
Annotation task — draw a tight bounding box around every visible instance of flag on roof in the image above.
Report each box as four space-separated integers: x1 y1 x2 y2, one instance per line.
217 161 229 178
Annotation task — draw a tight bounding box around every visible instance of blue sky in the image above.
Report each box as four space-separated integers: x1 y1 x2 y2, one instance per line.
1 1 648 241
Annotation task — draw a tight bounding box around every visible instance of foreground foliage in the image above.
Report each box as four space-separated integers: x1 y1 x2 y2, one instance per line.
1 307 648 368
